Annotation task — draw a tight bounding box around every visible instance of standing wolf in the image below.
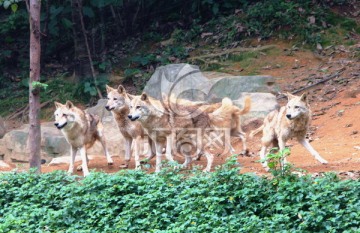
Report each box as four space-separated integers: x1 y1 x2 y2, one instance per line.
250 93 328 170
128 93 251 172
54 101 113 176
105 85 153 169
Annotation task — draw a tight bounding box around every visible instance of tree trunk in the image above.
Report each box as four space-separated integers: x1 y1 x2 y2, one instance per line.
71 0 90 82
71 0 102 98
27 0 42 172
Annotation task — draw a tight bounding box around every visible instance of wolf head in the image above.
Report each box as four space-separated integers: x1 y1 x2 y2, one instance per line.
54 101 76 129
284 93 309 120
105 85 130 112
128 93 153 122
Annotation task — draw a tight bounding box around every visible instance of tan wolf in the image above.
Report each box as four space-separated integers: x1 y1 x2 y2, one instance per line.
54 101 113 176
165 95 251 157
128 93 250 172
127 93 175 172
250 93 328 170
105 85 153 169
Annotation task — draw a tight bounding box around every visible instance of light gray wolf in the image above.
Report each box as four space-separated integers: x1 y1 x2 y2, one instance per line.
250 92 328 170
54 101 113 176
105 85 153 169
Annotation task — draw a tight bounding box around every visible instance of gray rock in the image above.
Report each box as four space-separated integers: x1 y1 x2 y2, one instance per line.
142 63 279 120
143 63 212 102
206 76 278 103
234 92 279 123
86 99 112 119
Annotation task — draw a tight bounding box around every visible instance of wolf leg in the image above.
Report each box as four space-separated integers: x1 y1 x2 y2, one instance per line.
79 147 90 176
299 139 328 164
119 137 132 168
203 151 214 172
154 141 163 172
68 146 77 174
165 135 174 162
134 136 141 170
98 135 113 165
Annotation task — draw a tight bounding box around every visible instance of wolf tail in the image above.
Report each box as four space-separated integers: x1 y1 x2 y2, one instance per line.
209 97 235 126
236 96 251 115
249 125 264 139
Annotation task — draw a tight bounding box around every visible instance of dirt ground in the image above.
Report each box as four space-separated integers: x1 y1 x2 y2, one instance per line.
1 42 359 177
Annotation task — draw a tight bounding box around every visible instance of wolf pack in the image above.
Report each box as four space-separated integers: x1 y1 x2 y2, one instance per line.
54 85 328 176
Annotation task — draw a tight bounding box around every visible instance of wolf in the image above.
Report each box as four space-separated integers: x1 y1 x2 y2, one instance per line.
105 85 153 169
128 93 250 172
127 93 176 172
165 95 251 157
54 101 113 176
250 93 328 170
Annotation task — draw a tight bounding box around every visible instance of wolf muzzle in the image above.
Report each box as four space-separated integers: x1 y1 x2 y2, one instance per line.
54 122 67 129
128 114 139 121
105 105 114 111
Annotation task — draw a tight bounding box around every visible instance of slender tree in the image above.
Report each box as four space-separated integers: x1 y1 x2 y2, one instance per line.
26 0 42 172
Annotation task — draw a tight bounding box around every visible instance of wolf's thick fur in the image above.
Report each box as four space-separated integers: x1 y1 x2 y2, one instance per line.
128 93 175 172
201 96 251 156
166 95 251 156
105 85 153 169
250 93 328 170
54 101 113 176
128 93 251 172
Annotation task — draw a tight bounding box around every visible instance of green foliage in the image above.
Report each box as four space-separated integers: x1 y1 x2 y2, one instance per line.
1 162 360 232
261 148 294 178
31 81 48 91
74 75 109 100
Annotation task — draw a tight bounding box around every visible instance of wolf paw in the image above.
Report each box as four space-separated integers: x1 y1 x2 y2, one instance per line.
239 149 250 156
319 159 328 164
119 164 129 169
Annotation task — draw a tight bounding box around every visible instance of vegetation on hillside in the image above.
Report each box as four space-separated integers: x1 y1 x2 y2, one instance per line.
0 0 359 117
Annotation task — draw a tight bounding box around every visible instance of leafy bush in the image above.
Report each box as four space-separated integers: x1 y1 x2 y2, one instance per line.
0 159 359 232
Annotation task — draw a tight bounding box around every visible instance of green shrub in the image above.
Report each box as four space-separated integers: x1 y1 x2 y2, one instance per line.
0 159 359 232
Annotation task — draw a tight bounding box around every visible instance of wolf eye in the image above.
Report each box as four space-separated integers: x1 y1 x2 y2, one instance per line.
63 114 67 117
136 106 141 109
295 106 300 109
113 98 118 101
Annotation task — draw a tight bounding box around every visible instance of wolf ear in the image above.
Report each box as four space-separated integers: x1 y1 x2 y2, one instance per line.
300 93 307 102
117 85 125 94
284 92 296 100
65 100 74 109
140 93 148 101
54 101 62 109
127 93 135 100
105 85 113 93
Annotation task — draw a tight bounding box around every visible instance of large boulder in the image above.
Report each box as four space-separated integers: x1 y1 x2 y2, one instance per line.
86 99 112 119
143 63 279 121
